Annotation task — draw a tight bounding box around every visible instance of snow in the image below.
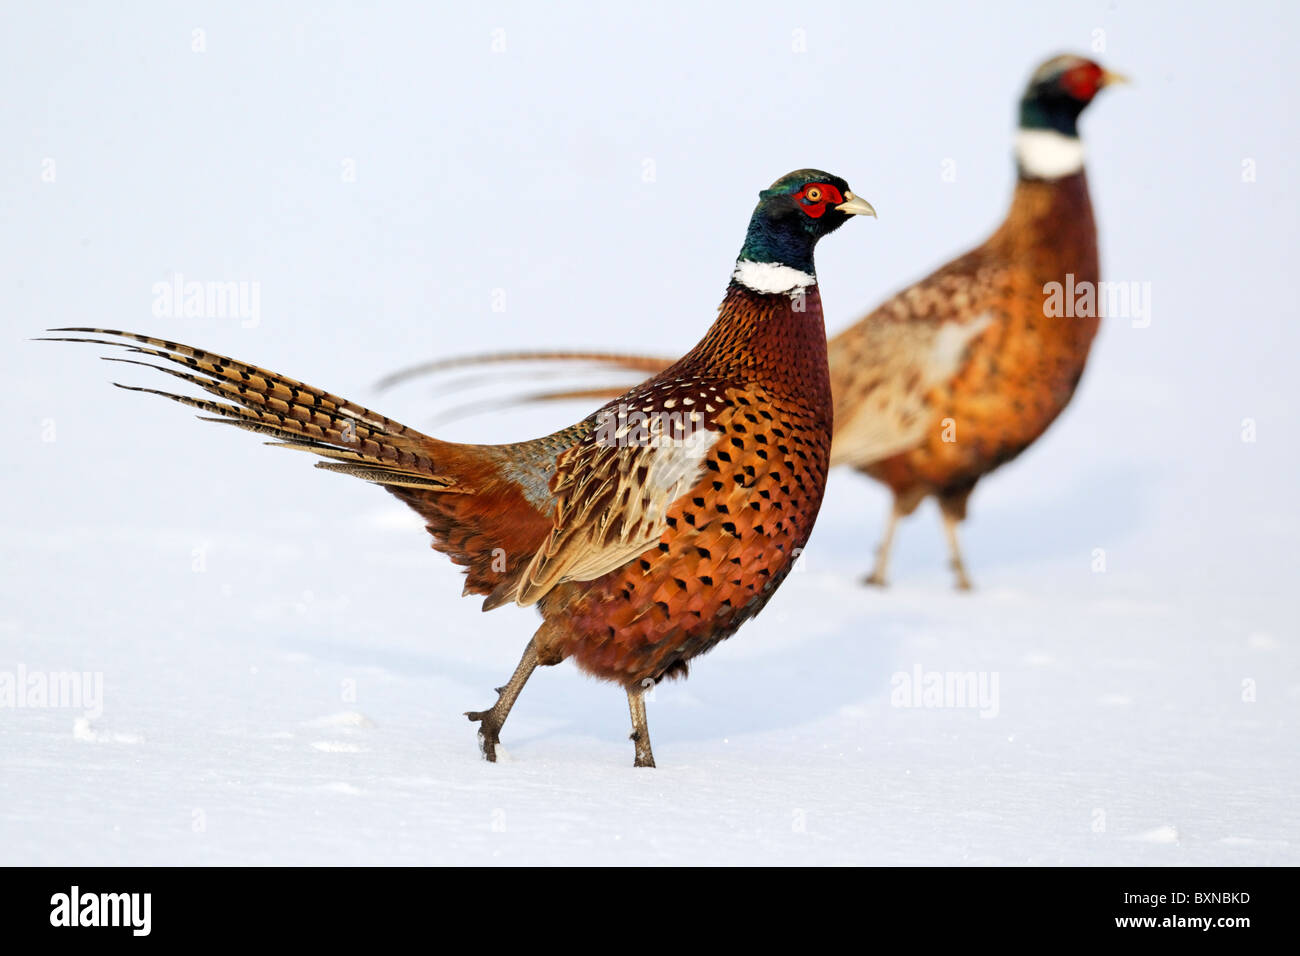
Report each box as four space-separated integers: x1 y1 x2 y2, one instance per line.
1 490 1295 865
2 1 1296 865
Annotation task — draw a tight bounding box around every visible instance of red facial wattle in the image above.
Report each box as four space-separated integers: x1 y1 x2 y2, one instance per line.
792 183 845 218
1061 62 1103 101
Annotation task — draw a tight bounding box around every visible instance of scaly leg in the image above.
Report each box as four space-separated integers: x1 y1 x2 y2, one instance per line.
864 496 903 587
938 491 975 591
627 685 656 768
466 638 539 762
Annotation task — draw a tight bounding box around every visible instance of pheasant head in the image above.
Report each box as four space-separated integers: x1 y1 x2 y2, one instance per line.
1017 54 1128 179
734 169 876 293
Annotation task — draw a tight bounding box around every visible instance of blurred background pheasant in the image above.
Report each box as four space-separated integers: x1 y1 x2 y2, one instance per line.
44 170 875 767
388 54 1126 590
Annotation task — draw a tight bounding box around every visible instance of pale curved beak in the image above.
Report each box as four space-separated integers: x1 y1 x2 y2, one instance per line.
1100 69 1131 88
835 191 877 218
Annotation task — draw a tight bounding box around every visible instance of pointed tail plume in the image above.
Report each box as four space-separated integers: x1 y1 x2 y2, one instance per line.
39 328 461 491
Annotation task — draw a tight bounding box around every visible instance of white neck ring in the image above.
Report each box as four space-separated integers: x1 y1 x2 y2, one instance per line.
732 259 816 296
1016 129 1085 179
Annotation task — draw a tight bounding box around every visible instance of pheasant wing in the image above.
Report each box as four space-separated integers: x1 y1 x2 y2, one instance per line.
510 404 717 608
828 257 1008 467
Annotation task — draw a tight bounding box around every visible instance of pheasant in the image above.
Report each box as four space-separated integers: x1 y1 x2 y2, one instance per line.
390 55 1125 590
43 170 876 767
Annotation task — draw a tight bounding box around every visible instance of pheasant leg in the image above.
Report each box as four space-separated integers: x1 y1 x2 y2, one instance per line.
627 686 656 768
940 510 973 591
466 638 539 762
863 499 902 587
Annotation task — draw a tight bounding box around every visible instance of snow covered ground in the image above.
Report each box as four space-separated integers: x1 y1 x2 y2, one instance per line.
2 2 1296 865
2 481 1295 866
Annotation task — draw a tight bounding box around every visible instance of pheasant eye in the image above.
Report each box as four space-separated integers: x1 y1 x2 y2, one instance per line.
805 187 824 202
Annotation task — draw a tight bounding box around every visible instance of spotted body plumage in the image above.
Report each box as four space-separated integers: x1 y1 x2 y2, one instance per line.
832 167 1100 514
538 284 834 687
828 55 1122 587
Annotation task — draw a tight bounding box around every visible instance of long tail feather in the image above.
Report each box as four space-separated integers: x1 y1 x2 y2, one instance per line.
41 328 459 491
376 349 673 391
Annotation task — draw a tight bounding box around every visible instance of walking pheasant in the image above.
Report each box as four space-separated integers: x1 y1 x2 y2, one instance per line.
44 170 875 767
393 55 1125 589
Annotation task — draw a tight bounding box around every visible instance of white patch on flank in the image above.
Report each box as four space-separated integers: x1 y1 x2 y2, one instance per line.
929 312 995 379
643 425 715 525
1016 129 1085 179
732 259 816 296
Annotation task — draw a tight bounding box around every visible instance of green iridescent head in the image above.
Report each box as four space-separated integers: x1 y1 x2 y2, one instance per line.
737 169 875 276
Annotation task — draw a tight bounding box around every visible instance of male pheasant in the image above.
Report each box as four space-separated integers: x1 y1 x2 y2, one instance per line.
392 55 1125 589
43 170 875 767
